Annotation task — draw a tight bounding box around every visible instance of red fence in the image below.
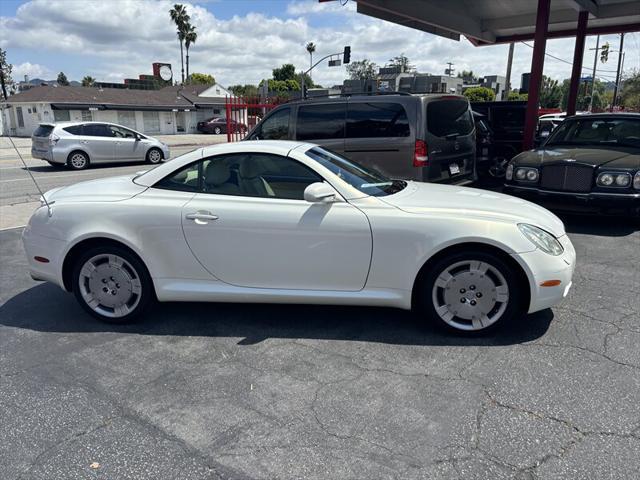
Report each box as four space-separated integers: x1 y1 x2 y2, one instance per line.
224 96 284 142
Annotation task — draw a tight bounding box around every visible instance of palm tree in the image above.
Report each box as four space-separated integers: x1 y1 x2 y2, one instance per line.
306 42 316 77
169 4 190 84
81 76 95 87
184 23 197 84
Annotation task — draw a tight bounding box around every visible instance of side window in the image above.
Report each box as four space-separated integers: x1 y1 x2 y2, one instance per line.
63 125 84 135
83 124 112 137
346 102 410 138
296 103 346 140
154 162 201 192
109 125 136 138
254 108 290 140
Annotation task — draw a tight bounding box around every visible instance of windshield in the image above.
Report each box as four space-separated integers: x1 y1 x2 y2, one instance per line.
305 147 407 197
546 117 640 148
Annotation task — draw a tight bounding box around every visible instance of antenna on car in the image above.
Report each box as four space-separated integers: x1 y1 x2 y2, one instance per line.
6 135 52 216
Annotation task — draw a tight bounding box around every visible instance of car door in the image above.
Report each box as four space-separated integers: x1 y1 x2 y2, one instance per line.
293 102 346 155
175 152 372 291
81 124 115 163
109 125 145 161
343 100 414 178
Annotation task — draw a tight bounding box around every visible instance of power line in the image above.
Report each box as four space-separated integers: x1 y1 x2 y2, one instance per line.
520 41 619 73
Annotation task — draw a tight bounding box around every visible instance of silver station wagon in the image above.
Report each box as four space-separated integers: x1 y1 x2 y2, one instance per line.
31 121 170 170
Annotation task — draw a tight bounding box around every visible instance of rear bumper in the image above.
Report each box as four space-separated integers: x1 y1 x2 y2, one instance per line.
504 184 640 216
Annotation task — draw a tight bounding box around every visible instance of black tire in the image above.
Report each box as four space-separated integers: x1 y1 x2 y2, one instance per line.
213 126 222 134
67 151 89 170
415 250 523 335
146 147 163 164
71 244 155 324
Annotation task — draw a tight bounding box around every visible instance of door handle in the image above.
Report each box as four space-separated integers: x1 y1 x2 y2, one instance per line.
185 211 219 222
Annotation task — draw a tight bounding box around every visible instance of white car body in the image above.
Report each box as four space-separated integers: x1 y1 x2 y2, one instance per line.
23 141 576 330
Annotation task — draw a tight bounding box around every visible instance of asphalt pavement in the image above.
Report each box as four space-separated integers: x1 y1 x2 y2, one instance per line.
1 216 639 479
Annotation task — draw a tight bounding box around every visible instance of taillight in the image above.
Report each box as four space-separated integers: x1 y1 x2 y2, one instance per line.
413 140 428 167
49 134 60 146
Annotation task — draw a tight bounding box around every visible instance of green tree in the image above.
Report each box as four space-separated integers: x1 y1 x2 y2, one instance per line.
0 47 14 100
184 23 197 83
56 72 70 86
272 64 296 81
560 78 606 111
189 72 215 85
539 75 562 108
508 91 528 101
463 86 495 102
169 4 190 84
457 70 478 84
305 42 316 72
619 69 640 110
228 84 259 97
346 59 378 80
387 54 414 72
81 76 95 87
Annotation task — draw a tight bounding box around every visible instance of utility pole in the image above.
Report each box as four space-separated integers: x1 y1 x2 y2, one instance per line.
446 62 455 77
504 42 514 100
588 34 600 112
612 33 625 109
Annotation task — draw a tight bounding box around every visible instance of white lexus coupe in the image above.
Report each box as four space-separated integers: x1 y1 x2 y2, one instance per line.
23 141 576 333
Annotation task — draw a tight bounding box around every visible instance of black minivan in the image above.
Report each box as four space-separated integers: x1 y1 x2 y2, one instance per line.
245 93 476 185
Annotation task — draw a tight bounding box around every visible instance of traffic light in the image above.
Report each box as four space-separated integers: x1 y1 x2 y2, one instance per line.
343 46 351 64
600 42 610 63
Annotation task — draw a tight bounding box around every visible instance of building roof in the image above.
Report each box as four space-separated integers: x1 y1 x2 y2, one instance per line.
1 84 228 110
355 0 640 45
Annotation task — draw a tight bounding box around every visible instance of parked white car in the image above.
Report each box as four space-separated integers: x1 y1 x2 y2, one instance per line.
31 122 170 170
22 141 575 333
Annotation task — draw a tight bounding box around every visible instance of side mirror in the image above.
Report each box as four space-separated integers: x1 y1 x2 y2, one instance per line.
134 134 141 141
304 182 338 203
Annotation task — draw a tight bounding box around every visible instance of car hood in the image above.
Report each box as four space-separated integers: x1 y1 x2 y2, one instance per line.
514 147 640 169
381 181 565 237
45 175 147 203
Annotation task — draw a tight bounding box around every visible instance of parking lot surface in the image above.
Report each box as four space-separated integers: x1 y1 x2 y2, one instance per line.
1 214 639 479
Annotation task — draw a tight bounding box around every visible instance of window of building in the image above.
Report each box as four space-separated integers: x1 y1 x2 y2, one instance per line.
53 110 71 122
81 110 93 121
346 102 410 138
117 111 137 130
16 107 24 127
296 103 346 140
143 111 161 133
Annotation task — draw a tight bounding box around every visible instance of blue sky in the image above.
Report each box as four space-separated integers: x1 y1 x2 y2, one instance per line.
1 0 637 88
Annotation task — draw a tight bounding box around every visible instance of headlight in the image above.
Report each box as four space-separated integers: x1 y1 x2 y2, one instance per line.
514 167 539 182
518 223 564 256
634 172 640 190
506 164 514 180
596 172 631 188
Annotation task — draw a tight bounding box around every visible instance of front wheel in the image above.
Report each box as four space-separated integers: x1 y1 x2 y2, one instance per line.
416 251 522 334
146 148 163 164
72 245 155 324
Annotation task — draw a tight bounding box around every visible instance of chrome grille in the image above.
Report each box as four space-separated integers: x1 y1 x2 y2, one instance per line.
540 164 594 193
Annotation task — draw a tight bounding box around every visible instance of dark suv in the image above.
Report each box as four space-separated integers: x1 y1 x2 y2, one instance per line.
245 94 476 184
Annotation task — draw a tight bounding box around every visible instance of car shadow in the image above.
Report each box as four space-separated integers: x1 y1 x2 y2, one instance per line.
0 283 553 347
560 213 639 237
22 161 151 173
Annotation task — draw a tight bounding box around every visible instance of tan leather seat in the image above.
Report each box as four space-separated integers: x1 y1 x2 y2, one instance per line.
204 162 239 195
239 156 275 197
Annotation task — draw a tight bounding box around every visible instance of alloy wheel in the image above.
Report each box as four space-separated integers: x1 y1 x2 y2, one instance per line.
431 260 509 331
70 153 88 169
148 149 162 164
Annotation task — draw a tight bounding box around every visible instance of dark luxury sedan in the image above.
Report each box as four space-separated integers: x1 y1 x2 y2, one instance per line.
504 113 640 215
197 117 247 135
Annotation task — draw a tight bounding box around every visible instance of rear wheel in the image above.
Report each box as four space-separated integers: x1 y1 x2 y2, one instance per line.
67 151 89 170
146 147 163 164
416 250 522 334
213 126 222 134
72 245 155 324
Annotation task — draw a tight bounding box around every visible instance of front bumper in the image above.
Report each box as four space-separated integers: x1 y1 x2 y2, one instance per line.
505 184 640 216
512 234 576 314
22 220 67 290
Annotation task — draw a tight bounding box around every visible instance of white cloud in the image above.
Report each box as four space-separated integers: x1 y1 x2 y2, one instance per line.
11 62 53 81
0 0 630 89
